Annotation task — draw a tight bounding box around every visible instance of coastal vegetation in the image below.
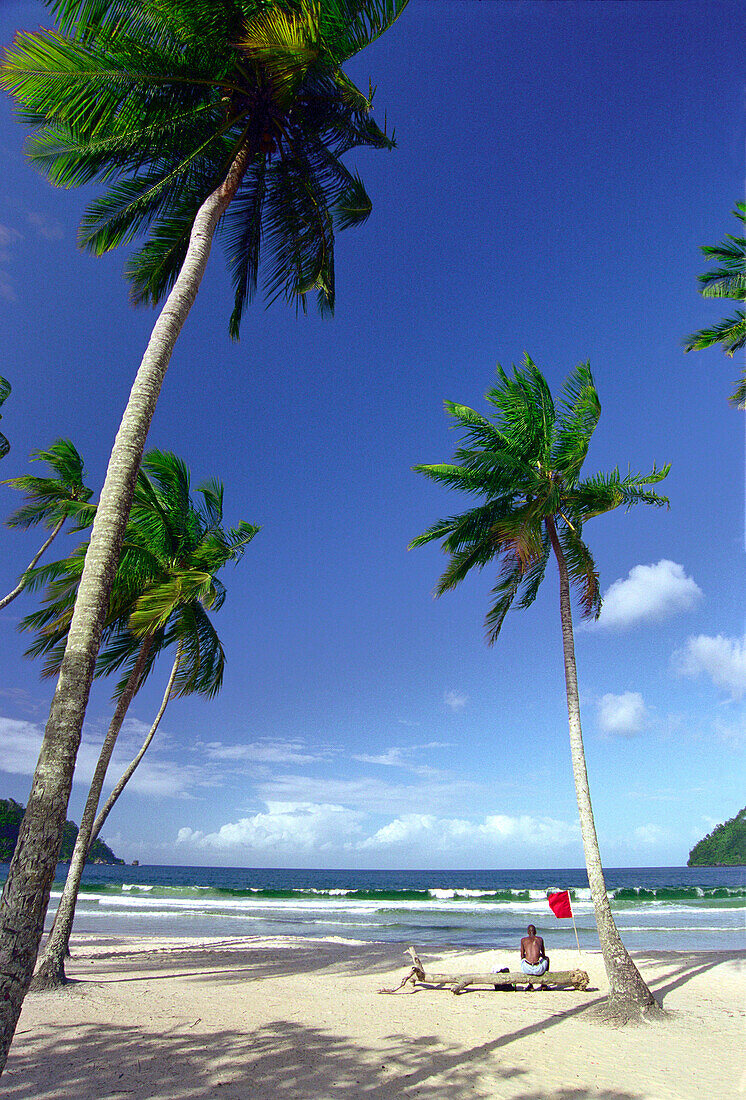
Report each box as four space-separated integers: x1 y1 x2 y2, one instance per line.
0 798 122 865
688 807 746 866
410 357 669 1020
0 0 407 1065
0 440 93 611
684 202 746 407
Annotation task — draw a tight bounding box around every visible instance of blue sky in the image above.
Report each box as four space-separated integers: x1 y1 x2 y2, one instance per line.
0 0 744 869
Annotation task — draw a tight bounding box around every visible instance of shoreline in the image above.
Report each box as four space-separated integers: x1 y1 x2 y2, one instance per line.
5 935 743 1099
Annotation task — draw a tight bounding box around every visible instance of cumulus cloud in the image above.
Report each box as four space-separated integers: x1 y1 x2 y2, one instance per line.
358 812 578 852
177 801 363 853
444 690 468 711
674 634 746 701
597 691 648 737
592 560 701 629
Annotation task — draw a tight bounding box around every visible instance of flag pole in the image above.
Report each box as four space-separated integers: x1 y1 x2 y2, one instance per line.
570 904 581 956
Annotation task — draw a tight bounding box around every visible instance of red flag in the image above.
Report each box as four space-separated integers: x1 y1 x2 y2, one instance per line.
547 890 573 918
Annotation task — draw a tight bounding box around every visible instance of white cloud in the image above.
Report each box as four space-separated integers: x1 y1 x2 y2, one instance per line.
0 713 213 800
199 738 326 765
597 691 648 737
632 824 667 846
177 801 363 853
358 812 578 852
27 212 64 241
444 690 468 711
592 560 701 629
352 741 449 775
0 223 21 302
713 714 746 749
0 717 44 775
255 772 487 816
674 634 746 701
0 224 21 250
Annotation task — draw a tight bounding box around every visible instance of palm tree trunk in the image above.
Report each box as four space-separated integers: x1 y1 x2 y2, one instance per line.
546 516 659 1019
89 647 181 849
31 636 153 991
0 145 253 1073
0 517 66 611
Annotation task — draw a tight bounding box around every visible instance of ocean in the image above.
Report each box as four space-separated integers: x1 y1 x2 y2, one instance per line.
7 864 743 953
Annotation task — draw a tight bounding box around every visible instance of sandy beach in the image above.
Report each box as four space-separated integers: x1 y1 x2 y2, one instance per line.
2 936 742 1099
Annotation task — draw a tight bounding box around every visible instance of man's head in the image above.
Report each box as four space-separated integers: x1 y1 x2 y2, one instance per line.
527 925 536 935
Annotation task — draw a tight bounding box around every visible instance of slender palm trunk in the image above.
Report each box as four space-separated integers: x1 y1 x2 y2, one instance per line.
0 517 66 611
31 637 153 990
0 146 252 1073
546 517 659 1018
90 647 181 849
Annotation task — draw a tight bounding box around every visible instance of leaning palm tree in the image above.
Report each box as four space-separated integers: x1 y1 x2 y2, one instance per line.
0 440 93 611
22 450 258 988
684 202 746 407
410 356 669 1021
0 0 407 1063
0 377 10 460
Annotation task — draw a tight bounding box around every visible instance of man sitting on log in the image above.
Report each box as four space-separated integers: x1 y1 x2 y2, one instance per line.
520 925 549 990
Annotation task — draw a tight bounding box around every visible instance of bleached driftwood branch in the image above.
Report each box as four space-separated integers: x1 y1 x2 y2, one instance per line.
379 946 590 995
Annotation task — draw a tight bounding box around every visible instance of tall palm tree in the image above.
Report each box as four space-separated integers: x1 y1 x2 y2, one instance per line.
0 377 10 461
0 0 407 1064
410 356 669 1020
684 202 746 407
0 440 93 611
22 450 258 988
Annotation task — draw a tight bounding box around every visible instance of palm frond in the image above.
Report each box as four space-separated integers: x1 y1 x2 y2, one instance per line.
557 523 601 620
551 360 600 485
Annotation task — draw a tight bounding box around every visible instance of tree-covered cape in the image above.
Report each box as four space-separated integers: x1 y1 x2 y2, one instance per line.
688 807 746 866
0 798 123 864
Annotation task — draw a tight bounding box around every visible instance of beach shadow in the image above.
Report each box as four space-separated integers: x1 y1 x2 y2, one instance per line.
55 939 402 988
4 1017 530 1099
629 950 740 1005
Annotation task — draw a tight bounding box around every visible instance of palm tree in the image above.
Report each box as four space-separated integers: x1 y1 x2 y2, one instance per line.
23 450 258 988
0 377 10 460
0 440 93 611
410 356 669 1021
0 0 407 1064
684 202 746 407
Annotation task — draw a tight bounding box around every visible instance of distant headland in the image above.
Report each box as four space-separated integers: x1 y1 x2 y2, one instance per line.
0 797 124 865
688 807 746 866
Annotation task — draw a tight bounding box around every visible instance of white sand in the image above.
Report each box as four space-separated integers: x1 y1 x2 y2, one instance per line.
3 937 743 1099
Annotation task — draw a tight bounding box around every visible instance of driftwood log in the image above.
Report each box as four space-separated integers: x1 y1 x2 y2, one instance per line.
379 947 590 995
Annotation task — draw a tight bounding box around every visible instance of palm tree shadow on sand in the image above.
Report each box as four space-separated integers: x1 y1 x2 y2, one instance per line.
2 1017 645 1100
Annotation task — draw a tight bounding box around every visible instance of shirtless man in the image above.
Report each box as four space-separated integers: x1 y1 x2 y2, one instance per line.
520 925 549 990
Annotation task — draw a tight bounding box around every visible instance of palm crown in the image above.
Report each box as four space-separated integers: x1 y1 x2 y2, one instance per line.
684 202 746 407
2 439 93 530
1 0 407 336
22 449 258 699
410 356 670 642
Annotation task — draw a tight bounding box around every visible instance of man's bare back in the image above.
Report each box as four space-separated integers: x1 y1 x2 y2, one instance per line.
520 927 545 965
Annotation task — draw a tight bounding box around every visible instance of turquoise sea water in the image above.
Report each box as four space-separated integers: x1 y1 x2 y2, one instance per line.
6 864 742 952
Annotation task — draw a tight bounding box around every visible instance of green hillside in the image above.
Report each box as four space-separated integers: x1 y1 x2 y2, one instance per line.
0 797 124 865
687 807 746 866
